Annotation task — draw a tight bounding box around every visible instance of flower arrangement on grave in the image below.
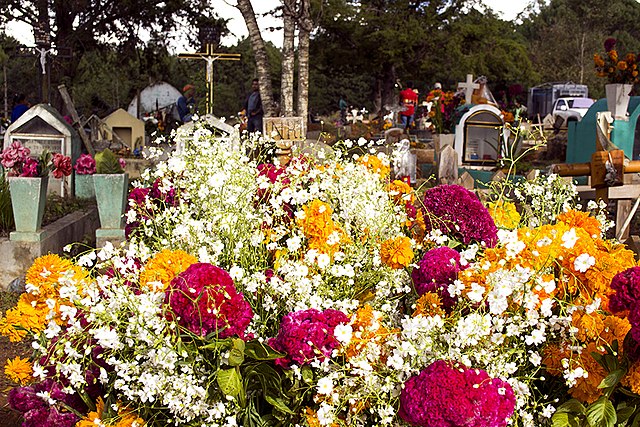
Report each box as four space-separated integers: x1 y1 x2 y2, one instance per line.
4 119 640 427
0 141 72 178
426 88 463 134
594 37 640 85
73 153 96 175
94 148 126 174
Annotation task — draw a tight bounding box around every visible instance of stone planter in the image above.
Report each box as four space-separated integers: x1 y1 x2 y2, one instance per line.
8 176 48 233
605 83 633 120
93 173 128 230
74 173 95 199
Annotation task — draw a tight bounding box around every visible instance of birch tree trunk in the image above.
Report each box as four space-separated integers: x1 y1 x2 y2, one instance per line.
296 0 312 130
281 0 296 116
236 0 275 117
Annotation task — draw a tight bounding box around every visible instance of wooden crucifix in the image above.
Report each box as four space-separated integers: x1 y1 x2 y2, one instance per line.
16 45 72 103
178 43 240 115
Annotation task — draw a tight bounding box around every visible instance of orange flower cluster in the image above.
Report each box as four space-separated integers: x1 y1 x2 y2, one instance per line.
487 200 521 229
4 356 33 385
380 236 413 269
139 249 197 291
0 254 88 342
76 397 145 427
297 199 349 257
357 154 390 178
412 292 445 318
594 38 639 84
344 305 396 360
544 311 630 403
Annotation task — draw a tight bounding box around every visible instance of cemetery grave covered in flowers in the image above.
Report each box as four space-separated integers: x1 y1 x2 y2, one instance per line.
3 116 640 427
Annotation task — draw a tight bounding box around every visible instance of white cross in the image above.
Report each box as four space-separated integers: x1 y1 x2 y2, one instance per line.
458 74 480 104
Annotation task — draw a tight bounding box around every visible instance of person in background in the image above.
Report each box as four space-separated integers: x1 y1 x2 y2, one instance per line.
339 95 348 124
399 81 418 133
243 78 264 134
176 84 196 123
10 94 29 123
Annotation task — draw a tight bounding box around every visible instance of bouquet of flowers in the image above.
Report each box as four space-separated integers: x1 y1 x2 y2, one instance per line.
594 38 640 85
0 141 72 178
426 89 464 134
4 120 640 427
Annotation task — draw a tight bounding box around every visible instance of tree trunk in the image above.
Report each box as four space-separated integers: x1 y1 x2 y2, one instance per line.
296 0 312 130
236 0 275 117
281 0 296 116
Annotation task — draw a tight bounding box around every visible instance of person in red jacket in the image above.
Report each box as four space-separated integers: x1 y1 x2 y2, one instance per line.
399 81 418 133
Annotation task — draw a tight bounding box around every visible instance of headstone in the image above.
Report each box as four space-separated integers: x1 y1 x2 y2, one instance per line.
103 108 146 151
458 74 480 104
264 117 306 165
454 104 504 165
459 171 475 190
127 81 182 120
176 114 241 154
437 145 458 185
3 104 81 196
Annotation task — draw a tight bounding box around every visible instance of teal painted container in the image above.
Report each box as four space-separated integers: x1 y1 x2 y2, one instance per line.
93 173 128 229
9 176 48 232
74 173 95 199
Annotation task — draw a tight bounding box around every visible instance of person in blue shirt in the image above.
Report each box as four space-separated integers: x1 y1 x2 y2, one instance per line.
10 94 29 123
243 79 263 134
176 84 196 123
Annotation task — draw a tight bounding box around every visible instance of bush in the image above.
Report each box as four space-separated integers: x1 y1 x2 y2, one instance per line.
0 172 14 231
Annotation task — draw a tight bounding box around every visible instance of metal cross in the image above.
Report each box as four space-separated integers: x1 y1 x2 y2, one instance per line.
178 43 240 115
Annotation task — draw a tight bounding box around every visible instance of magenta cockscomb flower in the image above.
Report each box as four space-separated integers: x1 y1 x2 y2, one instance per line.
73 153 96 175
412 246 462 307
610 266 640 342
422 184 498 247
269 308 349 368
165 263 253 339
399 360 515 427
9 379 86 427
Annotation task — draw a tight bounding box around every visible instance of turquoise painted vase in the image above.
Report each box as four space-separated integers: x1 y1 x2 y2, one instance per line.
74 173 95 199
93 173 128 229
9 176 48 232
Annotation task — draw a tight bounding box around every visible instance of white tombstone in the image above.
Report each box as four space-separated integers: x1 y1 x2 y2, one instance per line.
4 104 81 196
454 104 505 165
175 114 240 154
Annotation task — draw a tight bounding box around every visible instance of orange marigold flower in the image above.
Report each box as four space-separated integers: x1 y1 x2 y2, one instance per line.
609 50 618 62
380 236 413 269
4 356 33 385
542 344 569 376
358 154 390 178
413 292 446 318
622 361 640 394
600 315 631 347
618 60 629 71
487 200 520 229
25 254 75 296
557 210 601 238
568 342 607 404
76 398 146 427
139 249 197 291
345 305 395 360
572 310 604 342
298 199 334 240
388 179 414 204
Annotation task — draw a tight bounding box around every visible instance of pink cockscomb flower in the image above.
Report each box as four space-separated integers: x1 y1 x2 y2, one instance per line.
73 154 96 175
422 184 498 247
399 360 515 427
411 246 462 308
52 153 72 178
269 308 349 368
165 263 253 339
610 266 640 343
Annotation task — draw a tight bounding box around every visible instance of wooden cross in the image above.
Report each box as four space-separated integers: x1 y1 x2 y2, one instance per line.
178 43 240 115
16 45 72 103
458 74 480 104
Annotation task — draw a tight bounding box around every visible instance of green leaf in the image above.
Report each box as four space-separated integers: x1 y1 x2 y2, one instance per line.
598 369 626 389
229 347 245 367
217 367 243 397
585 396 617 427
95 149 124 174
631 412 640 427
301 366 314 384
617 404 636 424
556 399 586 414
265 395 296 415
200 338 232 351
552 412 580 427
244 340 285 360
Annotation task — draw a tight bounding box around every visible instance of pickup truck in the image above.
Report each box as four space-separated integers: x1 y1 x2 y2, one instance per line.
552 97 594 129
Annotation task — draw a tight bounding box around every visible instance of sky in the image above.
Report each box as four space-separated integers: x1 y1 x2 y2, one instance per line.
5 0 533 50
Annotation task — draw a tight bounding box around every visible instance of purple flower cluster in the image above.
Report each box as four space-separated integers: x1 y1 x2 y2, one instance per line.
9 379 85 427
422 185 498 247
0 142 37 177
269 308 349 368
610 266 640 343
412 246 462 308
399 360 515 427
73 153 96 175
125 178 178 238
165 263 254 339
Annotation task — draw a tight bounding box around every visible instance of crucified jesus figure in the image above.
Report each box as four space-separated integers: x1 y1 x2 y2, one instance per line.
35 47 54 75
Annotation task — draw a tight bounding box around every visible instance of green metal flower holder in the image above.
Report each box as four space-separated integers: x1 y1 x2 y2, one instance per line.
8 176 48 234
93 173 128 230
74 173 95 199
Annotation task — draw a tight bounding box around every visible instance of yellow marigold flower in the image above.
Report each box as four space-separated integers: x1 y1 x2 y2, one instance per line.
358 154 390 178
593 53 605 67
297 199 334 240
600 315 631 348
139 249 197 291
413 292 445 318
487 200 520 229
345 305 395 360
618 60 628 71
380 236 413 269
76 398 146 427
25 254 74 297
622 361 640 394
4 356 33 385
388 180 414 204
609 49 618 62
0 317 26 342
572 310 604 342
